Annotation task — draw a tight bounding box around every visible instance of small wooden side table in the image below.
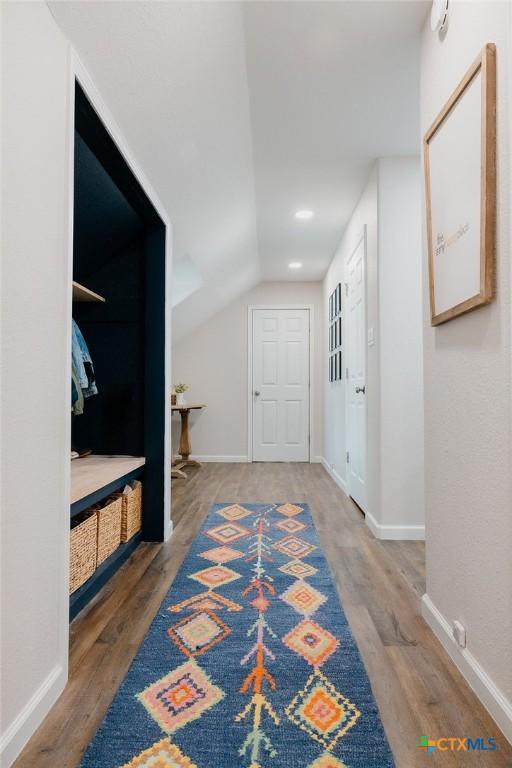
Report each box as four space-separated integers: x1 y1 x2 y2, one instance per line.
171 403 206 479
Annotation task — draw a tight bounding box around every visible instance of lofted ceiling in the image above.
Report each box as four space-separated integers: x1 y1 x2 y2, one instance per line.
49 1 428 341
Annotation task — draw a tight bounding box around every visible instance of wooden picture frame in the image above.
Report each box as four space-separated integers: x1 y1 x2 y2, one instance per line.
424 43 496 326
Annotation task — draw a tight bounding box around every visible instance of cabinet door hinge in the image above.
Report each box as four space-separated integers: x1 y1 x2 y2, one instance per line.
346 451 350 464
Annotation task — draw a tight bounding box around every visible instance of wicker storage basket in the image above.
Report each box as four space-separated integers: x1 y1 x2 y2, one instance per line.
121 480 143 542
70 511 97 594
96 495 123 565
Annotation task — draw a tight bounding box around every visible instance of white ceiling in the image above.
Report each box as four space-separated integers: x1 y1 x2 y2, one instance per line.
49 1 427 340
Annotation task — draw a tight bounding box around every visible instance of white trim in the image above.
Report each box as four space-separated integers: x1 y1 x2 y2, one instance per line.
344 227 368 511
422 594 512 744
71 53 173 542
0 664 66 768
247 304 314 463
365 509 425 541
320 457 348 493
191 455 248 463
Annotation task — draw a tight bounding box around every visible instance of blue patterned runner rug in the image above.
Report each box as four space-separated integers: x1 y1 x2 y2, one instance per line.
80 503 395 768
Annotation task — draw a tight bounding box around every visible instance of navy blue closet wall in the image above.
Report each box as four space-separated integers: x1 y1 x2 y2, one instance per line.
72 82 166 542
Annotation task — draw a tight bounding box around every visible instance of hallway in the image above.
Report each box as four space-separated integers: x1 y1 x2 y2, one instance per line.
13 463 511 768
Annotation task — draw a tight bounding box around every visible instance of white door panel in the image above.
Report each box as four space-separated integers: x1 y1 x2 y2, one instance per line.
346 233 367 510
252 308 309 462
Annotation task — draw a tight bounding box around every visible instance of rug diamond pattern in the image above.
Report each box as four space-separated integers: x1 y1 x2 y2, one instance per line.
280 580 327 617
273 534 317 559
286 668 361 751
120 737 198 767
188 565 241 588
167 609 231 658
276 502 304 517
199 546 245 564
275 517 307 534
203 521 251 545
308 755 348 768
137 659 224 735
216 503 252 521
279 560 318 579
283 619 339 667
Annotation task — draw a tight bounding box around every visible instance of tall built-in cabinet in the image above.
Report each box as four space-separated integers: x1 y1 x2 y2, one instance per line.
69 82 167 619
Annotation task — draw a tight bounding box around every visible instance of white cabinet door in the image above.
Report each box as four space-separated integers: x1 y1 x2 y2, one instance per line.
252 308 309 462
346 234 367 510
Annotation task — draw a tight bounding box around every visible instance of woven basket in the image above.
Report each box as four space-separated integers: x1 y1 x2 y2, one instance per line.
121 480 143 542
96 495 122 565
70 511 97 594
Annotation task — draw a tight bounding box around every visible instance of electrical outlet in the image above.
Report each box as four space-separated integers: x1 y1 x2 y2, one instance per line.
452 620 466 648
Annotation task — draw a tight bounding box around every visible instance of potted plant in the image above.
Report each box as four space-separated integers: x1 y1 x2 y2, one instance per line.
175 383 189 406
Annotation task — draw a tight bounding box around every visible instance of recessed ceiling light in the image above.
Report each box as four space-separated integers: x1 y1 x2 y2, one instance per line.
295 210 314 220
288 262 302 269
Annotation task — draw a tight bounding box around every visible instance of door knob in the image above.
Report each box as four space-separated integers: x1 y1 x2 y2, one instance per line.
355 385 366 394
254 390 261 396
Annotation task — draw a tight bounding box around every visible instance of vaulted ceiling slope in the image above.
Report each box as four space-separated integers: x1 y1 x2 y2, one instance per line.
49 1 427 342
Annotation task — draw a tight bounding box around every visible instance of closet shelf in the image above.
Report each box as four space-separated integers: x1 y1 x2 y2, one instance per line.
71 455 145 517
72 280 106 303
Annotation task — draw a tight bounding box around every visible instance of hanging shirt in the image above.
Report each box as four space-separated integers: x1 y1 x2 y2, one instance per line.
72 319 98 398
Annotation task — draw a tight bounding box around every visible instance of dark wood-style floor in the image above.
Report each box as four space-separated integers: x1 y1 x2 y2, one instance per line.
14 463 511 768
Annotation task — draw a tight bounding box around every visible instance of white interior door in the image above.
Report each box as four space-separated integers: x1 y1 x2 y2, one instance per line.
252 308 310 462
345 233 367 510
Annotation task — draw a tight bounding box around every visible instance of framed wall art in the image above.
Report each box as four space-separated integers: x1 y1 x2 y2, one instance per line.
424 43 496 326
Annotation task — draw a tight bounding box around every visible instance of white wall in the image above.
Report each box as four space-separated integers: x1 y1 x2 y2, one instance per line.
1 3 71 765
378 158 424 533
323 159 424 539
172 281 323 462
420 1 512 741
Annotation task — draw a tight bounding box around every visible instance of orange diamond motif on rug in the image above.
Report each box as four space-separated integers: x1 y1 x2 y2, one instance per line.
308 755 348 768
137 659 224 734
273 534 317 559
277 502 304 517
283 619 339 666
279 560 318 579
216 504 252 521
199 546 245 564
188 565 241 588
275 517 307 534
167 609 231 657
280 580 327 616
286 668 361 751
120 737 197 767
203 521 251 545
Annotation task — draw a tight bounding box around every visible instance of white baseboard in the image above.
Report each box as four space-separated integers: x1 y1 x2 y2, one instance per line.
319 458 424 540
190 455 248 463
422 594 512 744
319 457 348 493
311 456 323 464
365 509 425 541
0 663 66 768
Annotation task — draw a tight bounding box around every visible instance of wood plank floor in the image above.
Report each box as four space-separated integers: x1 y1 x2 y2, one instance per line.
14 463 511 768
